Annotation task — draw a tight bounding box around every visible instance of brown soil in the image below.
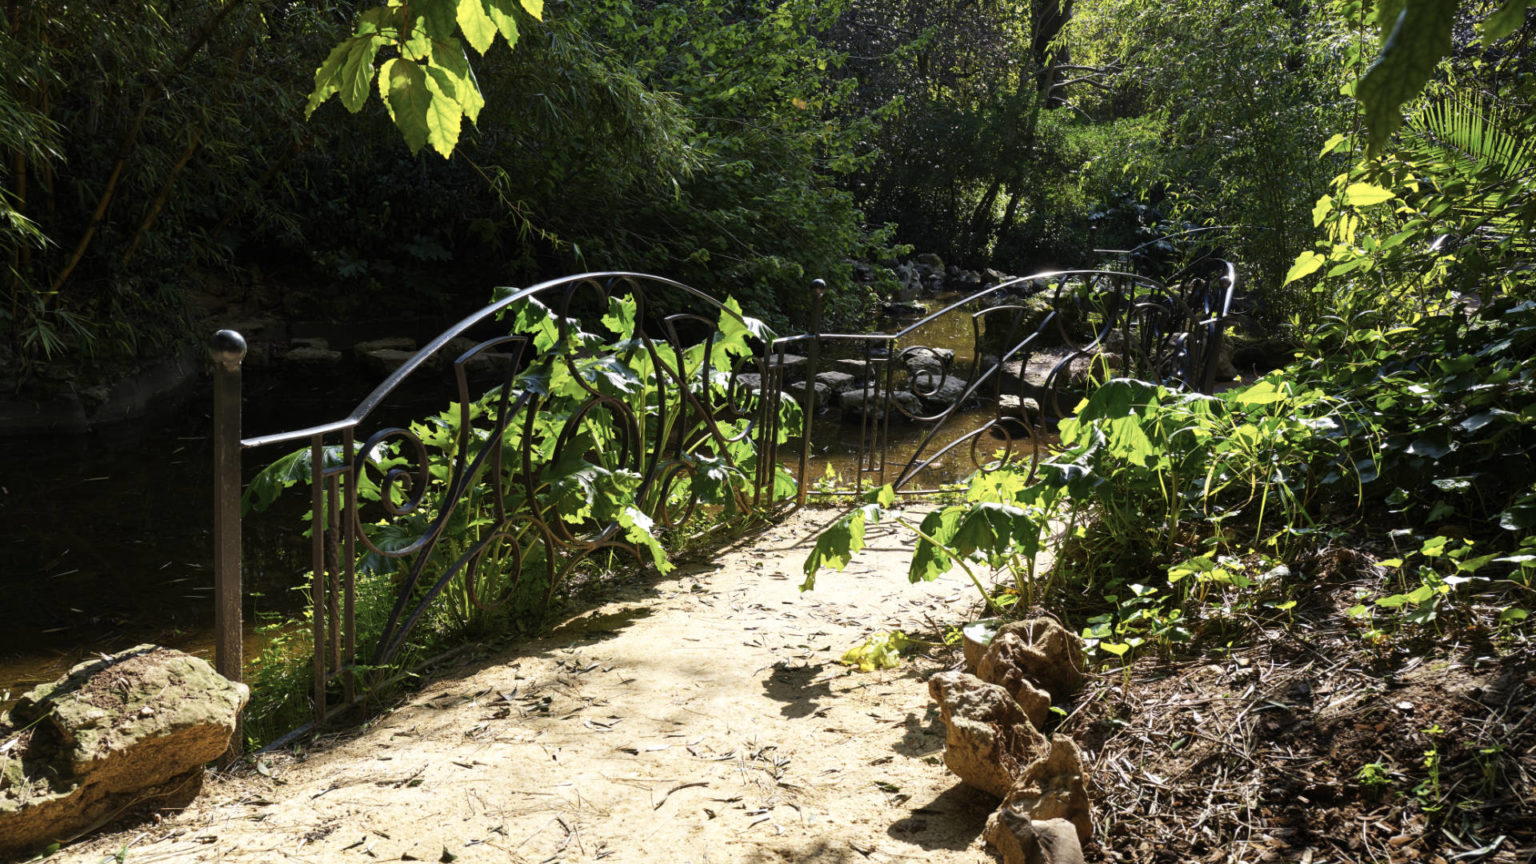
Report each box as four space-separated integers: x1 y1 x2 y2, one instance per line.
38 508 1536 864
53 508 1001 864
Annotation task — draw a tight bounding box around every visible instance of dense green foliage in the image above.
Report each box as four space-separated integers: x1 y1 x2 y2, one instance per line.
0 0 897 380
804 0 1536 679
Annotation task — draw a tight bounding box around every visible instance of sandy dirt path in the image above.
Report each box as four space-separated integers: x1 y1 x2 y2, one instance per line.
59 508 1002 864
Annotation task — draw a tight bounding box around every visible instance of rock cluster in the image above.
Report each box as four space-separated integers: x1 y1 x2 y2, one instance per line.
929 618 1093 864
0 645 247 857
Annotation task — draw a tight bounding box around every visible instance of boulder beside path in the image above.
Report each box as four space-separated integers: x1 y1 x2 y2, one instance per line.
0 645 247 857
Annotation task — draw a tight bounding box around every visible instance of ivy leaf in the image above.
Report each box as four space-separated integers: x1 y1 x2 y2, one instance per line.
1356 0 1458 156
1482 0 1531 43
457 0 499 55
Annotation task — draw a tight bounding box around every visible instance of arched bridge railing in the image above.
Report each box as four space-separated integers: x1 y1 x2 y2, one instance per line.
211 273 801 754
210 263 1234 755
780 260 1236 498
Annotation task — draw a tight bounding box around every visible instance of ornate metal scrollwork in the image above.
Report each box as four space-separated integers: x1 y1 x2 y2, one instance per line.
240 273 789 722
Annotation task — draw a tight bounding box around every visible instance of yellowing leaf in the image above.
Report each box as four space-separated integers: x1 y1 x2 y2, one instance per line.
457 0 498 54
1344 183 1395 207
422 66 464 157
840 631 911 672
385 59 432 155
1283 251 1325 285
484 0 522 46
519 0 544 20
1312 195 1334 227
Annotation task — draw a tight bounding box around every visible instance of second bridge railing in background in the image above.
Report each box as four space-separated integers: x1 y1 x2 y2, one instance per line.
777 260 1237 499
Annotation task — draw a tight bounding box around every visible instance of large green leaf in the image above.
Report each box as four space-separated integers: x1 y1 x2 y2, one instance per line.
1356 0 1459 156
380 59 431 154
1482 0 1531 43
339 37 382 113
457 0 498 55
428 37 484 123
619 506 673 574
801 504 880 589
484 0 523 46
421 66 464 157
910 507 962 582
306 38 356 118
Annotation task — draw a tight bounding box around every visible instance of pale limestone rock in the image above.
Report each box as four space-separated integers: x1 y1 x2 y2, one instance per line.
927 671 1048 799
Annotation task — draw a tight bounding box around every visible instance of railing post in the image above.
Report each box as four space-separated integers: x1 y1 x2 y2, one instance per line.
797 279 825 507
211 329 246 762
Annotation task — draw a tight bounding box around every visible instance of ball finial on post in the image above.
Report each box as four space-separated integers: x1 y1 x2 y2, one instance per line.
211 329 247 370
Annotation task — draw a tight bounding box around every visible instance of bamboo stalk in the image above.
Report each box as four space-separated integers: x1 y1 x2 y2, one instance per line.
120 128 204 269
46 100 148 300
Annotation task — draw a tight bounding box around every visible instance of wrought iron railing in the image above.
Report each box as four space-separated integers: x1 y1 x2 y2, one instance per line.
783 260 1237 498
211 262 1234 755
211 273 797 755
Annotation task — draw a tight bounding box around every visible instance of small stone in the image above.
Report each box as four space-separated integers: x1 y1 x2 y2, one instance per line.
358 348 421 376
282 346 342 367
765 353 808 381
838 388 921 423
353 336 417 356
787 379 833 407
833 358 873 381
814 371 858 393
1214 339 1239 381
985 812 1086 864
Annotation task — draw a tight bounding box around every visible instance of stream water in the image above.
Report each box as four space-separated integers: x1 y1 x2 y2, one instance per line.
0 295 1038 702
